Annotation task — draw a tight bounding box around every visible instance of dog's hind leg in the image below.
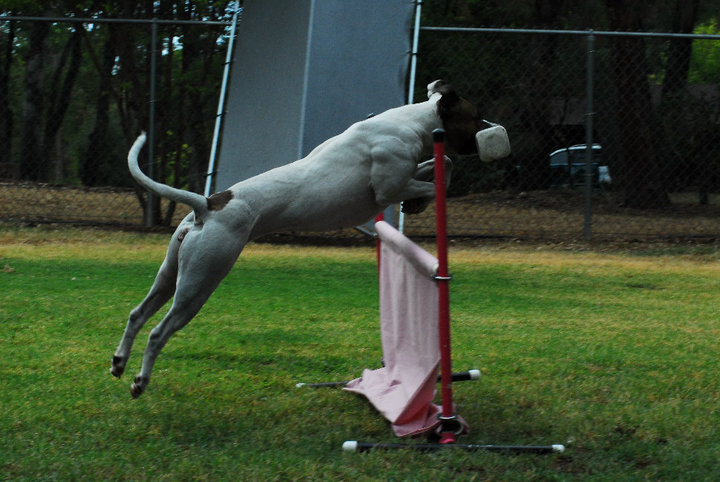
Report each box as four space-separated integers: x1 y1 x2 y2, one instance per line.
110 218 191 378
129 224 246 398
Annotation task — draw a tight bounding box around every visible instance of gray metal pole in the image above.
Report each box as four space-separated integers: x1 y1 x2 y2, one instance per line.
205 4 240 197
583 32 595 240
146 18 158 227
406 0 422 104
398 0 422 234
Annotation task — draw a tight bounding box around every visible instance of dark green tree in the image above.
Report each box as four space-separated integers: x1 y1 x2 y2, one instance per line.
3 0 233 225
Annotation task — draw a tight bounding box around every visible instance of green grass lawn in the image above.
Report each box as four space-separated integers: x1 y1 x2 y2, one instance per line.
1 226 719 480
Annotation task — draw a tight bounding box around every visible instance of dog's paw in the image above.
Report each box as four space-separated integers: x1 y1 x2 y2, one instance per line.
130 375 149 399
110 356 126 378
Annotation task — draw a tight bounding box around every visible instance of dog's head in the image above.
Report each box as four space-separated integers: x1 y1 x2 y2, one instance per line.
427 80 510 162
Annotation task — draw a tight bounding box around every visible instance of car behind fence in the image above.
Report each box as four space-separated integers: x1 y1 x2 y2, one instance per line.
1 14 719 241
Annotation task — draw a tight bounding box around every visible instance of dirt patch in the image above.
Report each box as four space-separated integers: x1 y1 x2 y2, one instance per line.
403 190 720 241
0 182 189 227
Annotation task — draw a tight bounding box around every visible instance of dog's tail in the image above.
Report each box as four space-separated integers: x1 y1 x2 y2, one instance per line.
128 132 209 216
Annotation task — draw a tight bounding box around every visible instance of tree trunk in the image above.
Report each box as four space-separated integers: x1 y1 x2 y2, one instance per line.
108 20 149 216
518 0 565 191
662 0 700 98
661 0 703 204
158 25 175 225
0 19 15 168
606 0 670 208
44 26 84 184
81 31 116 186
518 33 558 191
19 20 50 182
181 22 211 195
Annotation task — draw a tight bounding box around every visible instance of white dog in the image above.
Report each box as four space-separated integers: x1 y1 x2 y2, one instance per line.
111 80 510 397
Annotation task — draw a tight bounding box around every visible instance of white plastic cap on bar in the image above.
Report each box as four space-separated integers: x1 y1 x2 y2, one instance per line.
552 444 566 453
342 441 358 452
468 369 481 380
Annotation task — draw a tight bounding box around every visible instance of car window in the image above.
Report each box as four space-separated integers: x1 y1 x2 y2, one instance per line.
569 148 602 164
550 151 568 165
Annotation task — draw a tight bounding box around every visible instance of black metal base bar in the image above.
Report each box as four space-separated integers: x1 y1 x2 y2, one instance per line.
295 381 347 388
342 441 565 454
296 369 480 388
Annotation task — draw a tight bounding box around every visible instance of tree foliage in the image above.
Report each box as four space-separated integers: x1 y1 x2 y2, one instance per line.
0 0 234 224
690 19 720 83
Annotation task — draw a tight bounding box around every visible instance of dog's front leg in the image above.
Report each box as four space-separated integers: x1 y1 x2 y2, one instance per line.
374 177 436 206
413 156 453 185
369 148 436 206
401 157 453 214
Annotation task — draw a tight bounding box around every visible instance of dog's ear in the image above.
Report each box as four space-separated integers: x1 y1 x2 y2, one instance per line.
427 79 454 96
435 83 461 116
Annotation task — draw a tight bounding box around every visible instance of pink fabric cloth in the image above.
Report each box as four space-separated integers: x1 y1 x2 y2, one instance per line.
344 221 442 437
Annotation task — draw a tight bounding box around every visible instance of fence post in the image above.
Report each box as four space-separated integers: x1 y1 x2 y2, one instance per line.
146 17 158 227
583 31 595 240
205 3 240 197
397 0 423 234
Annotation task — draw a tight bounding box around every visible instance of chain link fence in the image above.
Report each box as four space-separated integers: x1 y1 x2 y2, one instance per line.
403 27 720 240
1 14 719 241
0 14 232 228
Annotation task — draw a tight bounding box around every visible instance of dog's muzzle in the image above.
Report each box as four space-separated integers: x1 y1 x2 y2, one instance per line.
475 122 511 163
